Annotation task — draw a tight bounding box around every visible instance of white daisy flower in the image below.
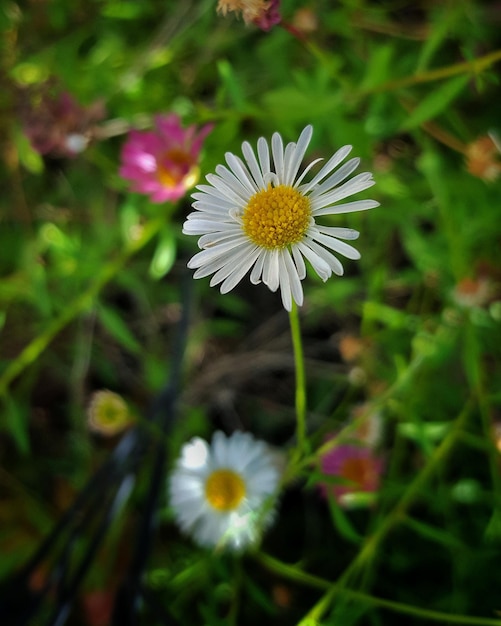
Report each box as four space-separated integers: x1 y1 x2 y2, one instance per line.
183 124 379 311
168 431 281 550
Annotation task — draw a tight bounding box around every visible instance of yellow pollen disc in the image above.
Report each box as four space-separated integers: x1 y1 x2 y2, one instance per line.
342 458 374 488
242 184 311 249
157 148 199 188
205 469 246 511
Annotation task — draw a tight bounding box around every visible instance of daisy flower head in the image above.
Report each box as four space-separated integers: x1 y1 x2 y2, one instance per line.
168 431 281 550
183 125 379 311
119 114 213 203
87 390 133 437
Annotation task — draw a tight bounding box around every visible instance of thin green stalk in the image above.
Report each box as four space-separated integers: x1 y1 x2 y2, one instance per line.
362 47 501 94
256 552 501 626
288 302 307 457
0 216 165 402
298 398 473 624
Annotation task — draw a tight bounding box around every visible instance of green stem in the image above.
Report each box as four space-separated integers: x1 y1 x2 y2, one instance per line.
256 552 501 626
0 216 165 401
298 398 473 624
363 47 501 94
288 302 307 457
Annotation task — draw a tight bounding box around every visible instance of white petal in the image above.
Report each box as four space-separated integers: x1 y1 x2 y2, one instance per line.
198 226 244 248
301 145 353 193
206 172 249 205
190 243 249 275
271 132 285 182
193 186 234 202
296 241 332 281
214 165 254 199
250 252 266 284
311 174 377 207
291 244 307 280
183 219 233 235
225 153 259 194
313 157 361 195
293 157 324 187
277 253 292 311
315 226 360 240
312 198 379 216
219 248 262 293
311 231 361 260
303 238 345 275
188 238 246 267
241 141 266 188
262 249 280 292
257 136 270 177
283 250 304 307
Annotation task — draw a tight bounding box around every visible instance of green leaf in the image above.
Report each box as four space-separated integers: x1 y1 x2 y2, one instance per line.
404 516 466 550
149 227 176 280
217 59 245 109
3 394 30 455
326 493 362 544
14 127 44 174
401 75 469 130
363 301 417 330
97 303 141 354
361 44 395 90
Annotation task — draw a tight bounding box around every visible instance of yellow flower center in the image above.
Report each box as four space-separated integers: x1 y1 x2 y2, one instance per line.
205 469 246 511
342 457 375 489
88 391 130 435
157 148 199 189
242 184 311 249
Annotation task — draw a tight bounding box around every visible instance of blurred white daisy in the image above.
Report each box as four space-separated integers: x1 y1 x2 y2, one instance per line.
183 125 379 311
168 431 281 550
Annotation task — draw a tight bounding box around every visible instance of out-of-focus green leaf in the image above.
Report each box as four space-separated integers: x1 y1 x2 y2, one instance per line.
3 394 30 455
13 128 44 174
101 2 144 19
217 59 246 109
401 75 469 130
262 87 340 125
97 302 141 354
363 301 418 330
149 227 176 280
361 43 395 90
327 492 362 544
404 516 466 550
398 421 450 448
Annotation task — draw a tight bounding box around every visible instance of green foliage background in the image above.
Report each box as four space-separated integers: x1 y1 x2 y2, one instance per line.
1 0 501 624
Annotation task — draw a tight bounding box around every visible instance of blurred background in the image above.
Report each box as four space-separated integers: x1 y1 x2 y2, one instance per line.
1 1 501 624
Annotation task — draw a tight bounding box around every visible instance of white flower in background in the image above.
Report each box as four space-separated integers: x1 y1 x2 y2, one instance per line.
168 431 281 550
183 125 379 311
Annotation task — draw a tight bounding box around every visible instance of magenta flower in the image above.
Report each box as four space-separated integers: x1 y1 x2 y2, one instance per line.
19 84 105 158
254 0 281 30
119 115 213 203
217 0 281 31
319 442 384 507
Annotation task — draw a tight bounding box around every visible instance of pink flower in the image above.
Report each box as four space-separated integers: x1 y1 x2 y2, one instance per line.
19 83 105 158
217 0 281 31
119 115 213 203
319 442 384 507
253 0 281 30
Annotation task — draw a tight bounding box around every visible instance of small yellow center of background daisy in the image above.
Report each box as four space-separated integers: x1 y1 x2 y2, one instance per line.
242 184 311 249
205 469 246 511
